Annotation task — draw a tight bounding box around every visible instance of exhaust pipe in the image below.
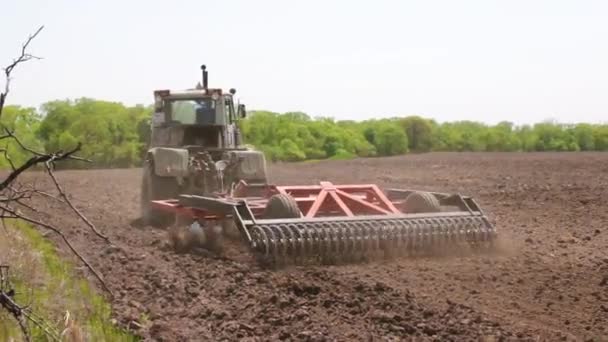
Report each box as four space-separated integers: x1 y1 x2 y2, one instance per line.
201 64 208 89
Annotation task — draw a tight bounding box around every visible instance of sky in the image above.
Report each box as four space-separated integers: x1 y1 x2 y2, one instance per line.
1 0 607 124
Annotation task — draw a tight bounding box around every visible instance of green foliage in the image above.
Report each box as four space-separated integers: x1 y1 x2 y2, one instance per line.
399 116 433 152
593 125 608 150
1 99 607 168
0 221 137 341
0 106 43 168
375 124 409 156
38 98 150 167
571 123 595 151
330 148 356 160
278 138 306 161
242 111 375 161
242 113 608 160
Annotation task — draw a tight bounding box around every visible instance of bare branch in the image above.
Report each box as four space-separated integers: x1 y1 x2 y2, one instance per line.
0 127 91 162
1 266 60 341
0 205 113 298
0 143 82 192
1 127 44 156
44 163 110 243
0 148 16 171
0 26 115 341
0 25 44 118
32 189 66 203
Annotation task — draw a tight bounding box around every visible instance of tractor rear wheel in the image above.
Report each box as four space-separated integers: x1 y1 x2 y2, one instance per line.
141 162 178 227
263 194 301 219
400 191 441 213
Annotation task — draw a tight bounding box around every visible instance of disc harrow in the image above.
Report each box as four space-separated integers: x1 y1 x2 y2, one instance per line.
151 181 497 263
249 214 494 260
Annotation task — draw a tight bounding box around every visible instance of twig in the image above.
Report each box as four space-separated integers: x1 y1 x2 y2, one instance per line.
1 127 44 156
0 148 16 171
0 26 44 118
0 218 8 234
33 189 66 203
0 205 113 298
0 127 90 162
0 266 31 341
44 163 110 243
0 25 106 342
0 143 81 192
0 287 60 341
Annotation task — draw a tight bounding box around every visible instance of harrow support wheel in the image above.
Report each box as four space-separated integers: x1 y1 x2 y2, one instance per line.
257 193 302 266
141 162 178 228
400 191 441 213
263 194 302 219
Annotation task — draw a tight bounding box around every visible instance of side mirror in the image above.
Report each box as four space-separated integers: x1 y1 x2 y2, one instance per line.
238 104 247 118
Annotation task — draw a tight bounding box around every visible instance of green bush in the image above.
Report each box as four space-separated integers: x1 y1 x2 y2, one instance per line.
2 99 607 168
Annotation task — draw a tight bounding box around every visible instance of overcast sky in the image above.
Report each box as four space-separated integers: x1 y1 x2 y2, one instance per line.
2 0 607 124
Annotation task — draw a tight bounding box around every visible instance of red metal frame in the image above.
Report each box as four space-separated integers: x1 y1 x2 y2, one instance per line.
274 181 401 218
152 181 404 220
151 199 218 219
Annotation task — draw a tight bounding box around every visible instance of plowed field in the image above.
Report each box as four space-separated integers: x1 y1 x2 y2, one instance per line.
25 152 608 341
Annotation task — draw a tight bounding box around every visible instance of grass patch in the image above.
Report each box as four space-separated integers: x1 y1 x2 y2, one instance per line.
0 220 137 341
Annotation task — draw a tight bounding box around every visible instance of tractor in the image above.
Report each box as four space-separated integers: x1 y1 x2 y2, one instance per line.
141 65 497 263
141 65 267 228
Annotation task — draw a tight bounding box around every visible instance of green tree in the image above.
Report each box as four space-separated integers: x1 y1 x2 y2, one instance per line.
0 105 43 167
375 124 408 156
571 124 595 151
38 98 149 168
533 122 579 151
485 121 521 152
399 116 433 152
593 125 608 150
278 138 306 161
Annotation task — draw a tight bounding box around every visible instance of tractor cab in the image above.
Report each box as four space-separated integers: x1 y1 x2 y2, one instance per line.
149 65 246 149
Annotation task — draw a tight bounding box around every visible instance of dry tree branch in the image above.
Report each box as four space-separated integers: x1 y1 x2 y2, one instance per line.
0 266 61 342
0 265 32 342
0 25 72 341
0 25 44 117
0 205 114 298
32 189 66 203
44 162 110 243
0 291 32 342
0 144 114 296
1 127 44 156
0 25 116 341
0 143 82 192
1 127 91 162
0 148 16 171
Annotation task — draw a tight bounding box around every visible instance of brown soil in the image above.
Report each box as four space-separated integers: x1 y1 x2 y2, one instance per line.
23 152 608 341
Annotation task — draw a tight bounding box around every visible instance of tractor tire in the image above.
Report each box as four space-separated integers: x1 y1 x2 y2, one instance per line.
263 194 302 219
400 191 441 213
141 162 178 227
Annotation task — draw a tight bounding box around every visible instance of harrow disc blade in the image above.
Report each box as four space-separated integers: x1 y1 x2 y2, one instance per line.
248 214 496 261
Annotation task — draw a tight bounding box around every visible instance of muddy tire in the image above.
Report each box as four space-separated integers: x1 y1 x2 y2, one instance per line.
400 191 441 213
141 162 178 227
263 194 301 219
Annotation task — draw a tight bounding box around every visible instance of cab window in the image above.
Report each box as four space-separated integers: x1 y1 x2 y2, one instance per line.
224 96 235 123
171 98 215 124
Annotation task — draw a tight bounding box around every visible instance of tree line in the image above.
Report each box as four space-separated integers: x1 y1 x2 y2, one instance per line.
242 111 608 161
1 98 607 168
